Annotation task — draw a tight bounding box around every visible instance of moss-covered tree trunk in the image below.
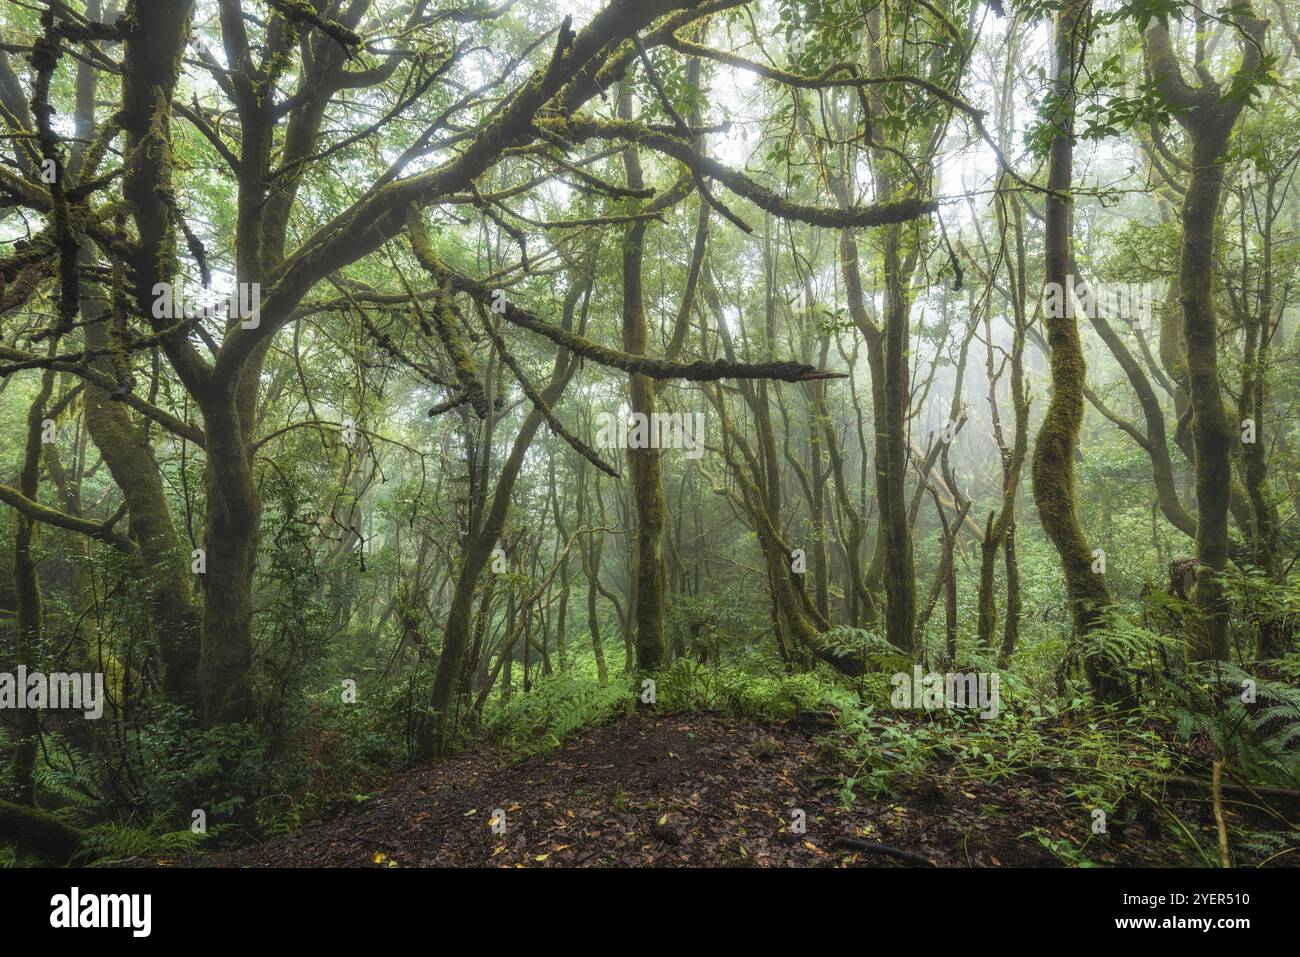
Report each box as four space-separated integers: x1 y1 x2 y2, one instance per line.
877 220 917 656
0 799 84 861
1185 145 1232 657
1031 0 1122 700
1238 177 1282 610
998 520 1023 667
70 12 200 707
193 401 259 724
82 295 200 706
118 0 248 720
548 457 570 667
618 84 667 671
1143 10 1267 660
1179 140 1235 661
9 363 56 804
576 451 609 685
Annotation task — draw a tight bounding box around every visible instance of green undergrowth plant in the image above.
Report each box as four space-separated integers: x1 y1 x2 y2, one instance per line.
653 657 858 718
1160 660 1300 787
481 649 859 756
485 668 636 755
833 686 1186 808
73 818 214 866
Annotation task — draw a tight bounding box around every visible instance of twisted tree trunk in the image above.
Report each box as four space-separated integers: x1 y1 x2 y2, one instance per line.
1031 0 1123 700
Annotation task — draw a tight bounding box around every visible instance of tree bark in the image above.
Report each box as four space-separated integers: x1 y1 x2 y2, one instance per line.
1031 0 1123 699
618 82 667 671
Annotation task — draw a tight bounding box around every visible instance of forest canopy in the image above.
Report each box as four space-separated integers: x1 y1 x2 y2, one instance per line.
0 0 1298 870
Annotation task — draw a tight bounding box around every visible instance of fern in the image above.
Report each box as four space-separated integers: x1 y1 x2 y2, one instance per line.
75 818 211 864
1167 661 1300 786
1089 613 1179 673
815 625 908 672
33 737 103 810
485 670 635 755
655 658 855 718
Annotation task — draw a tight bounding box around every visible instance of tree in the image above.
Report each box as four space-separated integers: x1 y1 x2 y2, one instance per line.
1143 6 1269 660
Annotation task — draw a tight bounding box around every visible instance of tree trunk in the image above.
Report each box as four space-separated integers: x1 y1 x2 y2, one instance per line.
9 364 56 804
1031 0 1122 699
619 82 666 671
1142 11 1266 660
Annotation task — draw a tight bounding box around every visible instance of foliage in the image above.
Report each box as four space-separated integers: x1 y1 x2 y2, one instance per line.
486 668 635 755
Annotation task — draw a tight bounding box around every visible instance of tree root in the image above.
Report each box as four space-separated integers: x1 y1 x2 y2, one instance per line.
831 836 933 867
0 799 85 862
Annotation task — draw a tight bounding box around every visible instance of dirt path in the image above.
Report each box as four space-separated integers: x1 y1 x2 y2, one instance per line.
174 712 1194 867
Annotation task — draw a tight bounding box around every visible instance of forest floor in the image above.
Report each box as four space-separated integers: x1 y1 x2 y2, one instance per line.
157 710 1249 868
